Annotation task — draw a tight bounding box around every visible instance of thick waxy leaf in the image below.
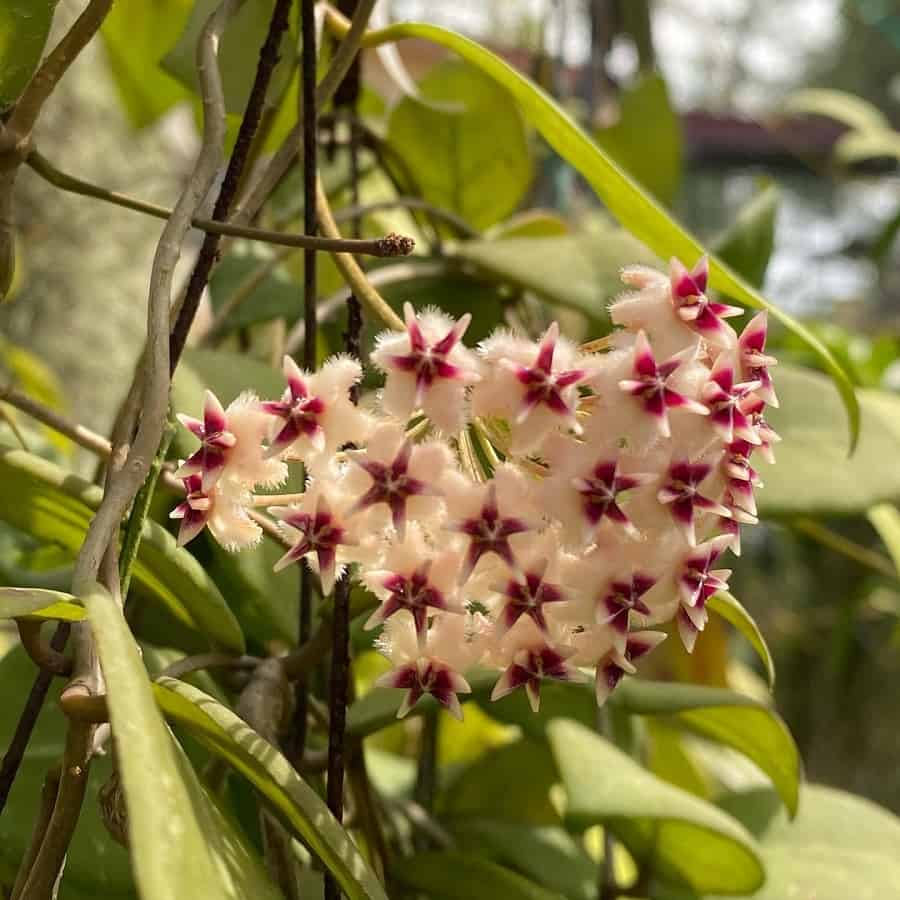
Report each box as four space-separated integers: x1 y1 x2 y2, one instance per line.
450 822 596 900
0 0 59 109
548 720 763 895
101 0 192 128
0 586 84 621
386 59 532 231
613 679 800 817
355 21 859 447
0 647 135 898
719 785 900 899
712 181 778 288
451 227 657 319
391 853 565 900
594 73 683 206
82 583 279 900
757 364 900 516
0 444 244 651
708 592 775 688
163 0 294 114
348 669 798 816
154 677 390 900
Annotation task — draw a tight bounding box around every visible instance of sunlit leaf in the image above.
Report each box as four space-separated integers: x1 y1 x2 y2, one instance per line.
101 0 192 128
82 583 280 900
0 0 59 109
386 59 533 231
0 585 84 621
391 853 565 900
353 21 859 448
712 181 779 288
163 0 295 115
781 88 890 132
154 677 390 900
548 720 764 895
708 592 775 688
594 73 683 206
719 785 900 899
0 443 244 651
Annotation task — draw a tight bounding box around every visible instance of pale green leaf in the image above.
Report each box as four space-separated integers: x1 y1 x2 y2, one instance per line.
360 22 859 448
0 586 84 621
0 444 244 651
0 0 59 109
834 127 900 165
757 364 900 516
548 720 764 895
82 583 280 900
391 853 566 900
154 677 390 900
712 181 778 288
867 502 900 575
719 785 900 899
594 73 683 205
782 88 890 132
386 59 533 231
708 592 775 688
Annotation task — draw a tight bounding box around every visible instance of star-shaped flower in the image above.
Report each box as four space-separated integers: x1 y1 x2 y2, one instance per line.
595 630 666 706
347 439 441 541
170 474 212 546
678 533 733 616
739 394 781 464
503 322 589 427
491 559 567 636
701 353 762 444
491 642 585 712
597 573 656 651
618 331 708 437
669 256 742 346
176 390 236 491
571 458 653 538
261 356 327 457
376 656 472 720
657 461 731 545
449 482 531 584
364 560 459 645
270 492 356 594
372 304 480 433
738 311 778 407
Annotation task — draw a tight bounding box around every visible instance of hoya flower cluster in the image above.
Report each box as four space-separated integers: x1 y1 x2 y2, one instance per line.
171 256 778 719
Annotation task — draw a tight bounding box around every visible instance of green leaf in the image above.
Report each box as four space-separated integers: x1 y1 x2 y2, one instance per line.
487 210 570 239
439 738 561 826
154 677 390 900
757 364 900 516
613 679 800 817
781 88 890 132
386 59 532 231
834 127 900 166
708 592 775 688
548 720 764 895
0 0 59 109
163 0 295 115
867 502 900 580
594 73 683 206
0 647 135 898
0 444 244 651
451 227 658 319
712 181 778 288
361 22 859 448
0 586 84 621
101 0 192 128
450 822 597 900
82 583 280 900
719 785 900 899
391 853 566 900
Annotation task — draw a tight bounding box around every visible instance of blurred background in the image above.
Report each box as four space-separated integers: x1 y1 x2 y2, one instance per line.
1 0 899 815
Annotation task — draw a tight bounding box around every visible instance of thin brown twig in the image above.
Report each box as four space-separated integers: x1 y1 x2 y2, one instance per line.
16 621 72 678
157 652 262 681
25 151 414 258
